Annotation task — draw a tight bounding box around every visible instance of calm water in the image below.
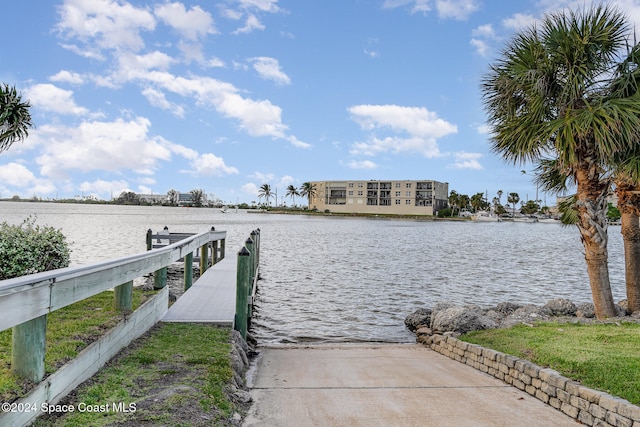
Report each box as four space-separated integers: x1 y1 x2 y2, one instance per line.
0 202 626 343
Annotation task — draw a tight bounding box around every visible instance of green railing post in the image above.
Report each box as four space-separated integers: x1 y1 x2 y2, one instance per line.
12 314 47 382
251 229 259 275
244 237 255 319
184 252 193 291
114 281 133 312
200 243 208 274
152 227 168 289
235 247 251 339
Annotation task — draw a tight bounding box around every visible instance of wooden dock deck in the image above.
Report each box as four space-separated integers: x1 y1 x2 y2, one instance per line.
162 256 237 325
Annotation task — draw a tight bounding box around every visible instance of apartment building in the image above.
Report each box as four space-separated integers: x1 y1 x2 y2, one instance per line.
310 180 449 216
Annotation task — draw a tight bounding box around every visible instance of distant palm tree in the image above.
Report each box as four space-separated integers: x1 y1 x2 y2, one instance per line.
299 182 316 208
258 184 272 206
448 190 459 216
481 5 640 317
190 188 205 207
167 189 179 206
0 83 33 153
507 193 519 218
286 185 299 207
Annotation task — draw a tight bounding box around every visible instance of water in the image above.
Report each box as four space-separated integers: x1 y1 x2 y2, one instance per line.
0 202 626 344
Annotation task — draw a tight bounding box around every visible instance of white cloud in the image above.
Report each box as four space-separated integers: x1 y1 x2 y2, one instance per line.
0 162 56 197
49 70 85 85
449 152 483 170
241 182 259 196
348 104 457 157
382 0 480 19
154 2 216 40
32 117 172 179
347 160 378 169
436 0 480 20
476 124 491 135
56 0 156 54
249 57 291 85
79 179 130 197
502 13 537 31
472 24 495 39
233 14 265 34
364 49 380 59
26 84 89 116
0 162 37 187
187 153 239 176
470 38 489 56
141 87 185 117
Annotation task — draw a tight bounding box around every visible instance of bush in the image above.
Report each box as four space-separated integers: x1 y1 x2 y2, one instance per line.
437 207 452 218
0 216 71 279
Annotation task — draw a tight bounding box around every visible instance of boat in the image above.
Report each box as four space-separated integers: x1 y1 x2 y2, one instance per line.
512 215 538 223
471 211 501 222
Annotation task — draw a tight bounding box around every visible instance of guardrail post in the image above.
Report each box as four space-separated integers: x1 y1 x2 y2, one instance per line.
114 281 133 312
184 252 194 291
146 228 152 250
12 314 47 382
235 247 251 339
199 243 208 274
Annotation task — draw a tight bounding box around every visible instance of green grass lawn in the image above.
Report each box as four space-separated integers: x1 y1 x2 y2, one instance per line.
461 322 640 405
0 288 156 402
32 323 235 427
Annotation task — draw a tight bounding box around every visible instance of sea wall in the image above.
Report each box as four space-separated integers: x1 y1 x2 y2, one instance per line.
420 332 640 427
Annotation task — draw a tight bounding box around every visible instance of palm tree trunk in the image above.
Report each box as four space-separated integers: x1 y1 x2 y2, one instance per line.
621 210 640 313
576 172 617 319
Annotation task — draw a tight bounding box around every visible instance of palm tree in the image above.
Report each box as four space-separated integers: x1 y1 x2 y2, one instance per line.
0 84 33 153
286 185 299 207
167 189 179 206
481 5 640 318
190 188 205 207
448 190 459 216
258 184 272 206
299 182 316 208
507 193 519 218
458 194 470 213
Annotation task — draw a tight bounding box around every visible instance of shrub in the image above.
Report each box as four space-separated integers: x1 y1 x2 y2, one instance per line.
0 216 71 279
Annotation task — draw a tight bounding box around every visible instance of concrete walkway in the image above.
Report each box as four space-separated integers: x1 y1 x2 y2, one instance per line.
243 344 576 427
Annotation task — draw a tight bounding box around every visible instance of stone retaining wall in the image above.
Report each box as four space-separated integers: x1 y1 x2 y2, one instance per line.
426 334 640 427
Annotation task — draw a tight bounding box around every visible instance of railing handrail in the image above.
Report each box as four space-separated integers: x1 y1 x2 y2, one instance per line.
0 229 227 332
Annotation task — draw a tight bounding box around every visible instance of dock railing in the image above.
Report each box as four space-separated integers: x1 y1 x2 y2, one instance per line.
0 228 226 383
235 229 260 339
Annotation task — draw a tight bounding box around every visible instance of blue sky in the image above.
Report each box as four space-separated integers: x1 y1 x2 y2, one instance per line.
2 0 639 205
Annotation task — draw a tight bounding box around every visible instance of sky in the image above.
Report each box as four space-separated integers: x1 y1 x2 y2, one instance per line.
3 0 640 206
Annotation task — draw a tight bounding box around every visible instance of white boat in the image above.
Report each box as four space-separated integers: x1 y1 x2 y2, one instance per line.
513 216 538 223
471 211 501 222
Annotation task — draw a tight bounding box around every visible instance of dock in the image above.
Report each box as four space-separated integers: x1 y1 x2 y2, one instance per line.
162 255 237 325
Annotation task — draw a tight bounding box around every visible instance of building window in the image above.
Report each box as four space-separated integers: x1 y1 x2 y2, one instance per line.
406 191 411 197
395 191 401 197
395 199 401 204
348 183 354 188
358 182 364 188
358 191 363 196
406 183 412 188
395 183 401 188
405 200 411 204
348 191 353 196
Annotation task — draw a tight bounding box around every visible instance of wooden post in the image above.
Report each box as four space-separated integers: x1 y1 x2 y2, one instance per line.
212 240 219 265
114 281 133 312
12 315 47 382
244 237 255 319
146 228 152 251
220 239 226 260
251 229 259 275
153 227 168 289
184 252 193 291
235 247 251 339
200 244 208 274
